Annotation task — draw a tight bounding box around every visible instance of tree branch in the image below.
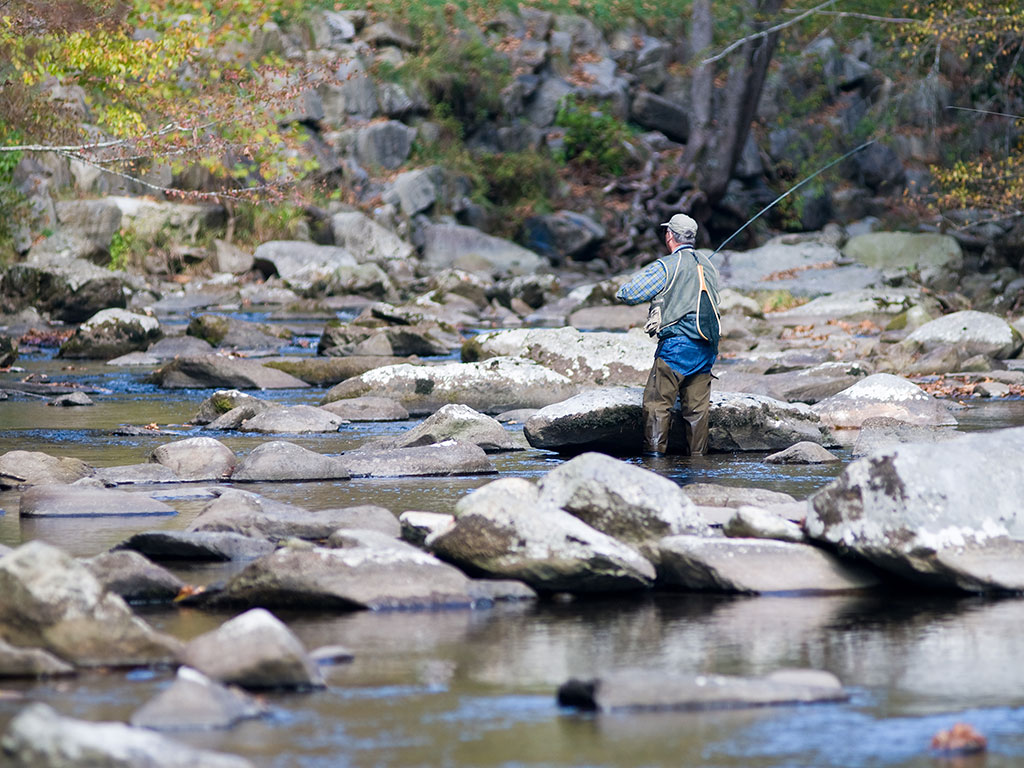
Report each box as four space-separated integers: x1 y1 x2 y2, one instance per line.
0 121 217 153
701 0 838 66
780 9 917 24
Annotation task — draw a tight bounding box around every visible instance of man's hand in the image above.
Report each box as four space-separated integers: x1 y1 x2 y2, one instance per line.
644 302 662 337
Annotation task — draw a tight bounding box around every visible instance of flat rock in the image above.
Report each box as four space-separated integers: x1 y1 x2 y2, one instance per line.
115 530 276 562
261 356 414 386
428 478 655 593
210 544 478 611
811 373 957 428
716 241 881 295
151 437 237 481
714 362 869 404
363 404 522 452
131 666 269 731
232 441 350 482
338 440 495 478
48 392 93 406
183 608 323 690
658 535 880 593
557 669 847 712
319 395 409 421
710 391 836 450
420 222 545 276
19 485 176 517
239 405 345 434
322 357 578 415
94 463 181 485
0 450 92 489
83 550 185 603
905 310 1022 359
0 541 182 667
2 703 254 768
152 356 311 389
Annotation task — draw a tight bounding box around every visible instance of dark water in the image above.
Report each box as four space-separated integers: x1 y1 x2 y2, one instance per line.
2 350 1024 767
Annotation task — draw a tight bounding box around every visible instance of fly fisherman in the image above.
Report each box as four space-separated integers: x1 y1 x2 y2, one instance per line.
616 213 721 456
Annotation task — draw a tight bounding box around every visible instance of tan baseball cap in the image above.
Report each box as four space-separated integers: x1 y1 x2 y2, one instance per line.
661 213 698 239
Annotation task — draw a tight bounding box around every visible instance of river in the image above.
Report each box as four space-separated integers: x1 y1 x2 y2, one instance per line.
2 342 1024 767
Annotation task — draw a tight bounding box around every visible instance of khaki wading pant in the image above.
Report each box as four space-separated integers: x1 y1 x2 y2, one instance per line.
642 357 711 455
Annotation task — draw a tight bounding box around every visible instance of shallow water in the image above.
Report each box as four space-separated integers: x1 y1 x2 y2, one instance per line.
2 348 1024 767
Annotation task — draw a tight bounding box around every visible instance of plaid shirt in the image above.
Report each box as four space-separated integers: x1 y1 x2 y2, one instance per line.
616 260 667 305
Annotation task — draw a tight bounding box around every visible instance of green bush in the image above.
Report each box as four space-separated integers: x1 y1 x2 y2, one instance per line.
108 229 134 271
554 96 635 176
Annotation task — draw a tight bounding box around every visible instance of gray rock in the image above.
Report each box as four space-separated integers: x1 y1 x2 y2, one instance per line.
318 322 450 357
0 258 127 323
150 437 237 480
629 91 689 143
152 356 311 389
261 356 415 387
212 544 477 610
428 478 656 593
338 440 495 478
724 506 807 543
464 327 654 386
385 168 438 215
0 638 75 678
233 441 350 482
323 357 578 415
399 511 454 546
207 403 273 430
716 241 881 296
19 485 176 517
131 666 269 731
843 231 963 273
0 542 182 667
105 351 159 366
773 288 935 323
58 309 162 360
520 210 606 263
319 396 409 422
683 483 796 508
213 238 254 274
53 198 123 258
188 489 390 542
326 528 407 550
525 75 573 127
330 211 414 262
353 120 416 169
714 361 869 404
183 608 323 690
324 505 402 538
192 390 270 424
365 404 521 453
309 645 355 665
906 310 1023 359
1 703 254 768
557 669 847 712
93 464 180 485
659 535 881 593
807 425 1024 591
252 240 357 294
811 373 957 428
0 454 92 489
239 405 345 434
852 416 961 458
48 391 94 407
187 314 287 352
420 223 545 276
709 390 837 450
115 530 276 562
568 304 648 331
765 441 841 464
537 453 708 548
523 387 644 454
84 550 185 602
147 335 217 359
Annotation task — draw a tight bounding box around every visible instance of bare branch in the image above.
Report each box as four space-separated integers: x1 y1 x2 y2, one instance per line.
701 0 838 66
0 121 217 153
780 9 917 24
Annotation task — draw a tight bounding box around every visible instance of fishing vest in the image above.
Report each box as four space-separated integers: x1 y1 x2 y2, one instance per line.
656 245 722 345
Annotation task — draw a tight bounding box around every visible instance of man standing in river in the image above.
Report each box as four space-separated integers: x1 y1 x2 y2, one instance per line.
616 213 721 456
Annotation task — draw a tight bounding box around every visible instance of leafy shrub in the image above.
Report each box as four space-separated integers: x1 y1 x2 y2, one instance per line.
554 95 635 176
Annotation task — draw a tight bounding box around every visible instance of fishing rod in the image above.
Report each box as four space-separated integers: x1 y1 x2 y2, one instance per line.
710 139 876 257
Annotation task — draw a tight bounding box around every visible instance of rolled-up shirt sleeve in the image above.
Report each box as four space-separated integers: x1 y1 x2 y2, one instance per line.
615 261 667 305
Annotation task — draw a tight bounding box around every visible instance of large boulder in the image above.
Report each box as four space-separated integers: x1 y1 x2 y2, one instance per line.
58 309 162 360
232 441 350 482
519 210 606 264
353 120 416 169
337 440 495 477
191 389 272 424
427 478 656 593
657 536 881 593
0 450 91 489
19 484 176 517
0 542 182 667
557 669 847 713
811 373 957 428
152 356 311 389
716 241 882 295
629 91 689 143
1 703 254 768
150 437 237 480
187 489 389 541
182 608 323 690
131 666 269 731
710 391 836 450
0 258 128 323
842 231 963 276
537 453 708 549
0 638 75 678
253 240 356 293
210 543 477 610
262 356 414 387
420 223 545 276
806 425 1024 591
905 310 1023 359
771 288 935 323
322 357 578 415
363 404 522 452
463 327 655 386
714 361 869 404
329 211 414 262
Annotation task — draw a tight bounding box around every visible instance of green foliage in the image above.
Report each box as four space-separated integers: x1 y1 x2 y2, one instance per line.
231 201 306 247
108 228 134 271
752 289 806 313
478 151 557 210
554 95 635 176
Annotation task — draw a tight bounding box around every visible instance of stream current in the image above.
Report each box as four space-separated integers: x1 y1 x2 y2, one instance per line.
2 339 1024 768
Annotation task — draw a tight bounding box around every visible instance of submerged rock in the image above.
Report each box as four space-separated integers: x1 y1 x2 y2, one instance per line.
2 703 254 767
428 478 656 593
557 669 848 712
183 608 324 690
131 666 269 731
806 425 1024 591
19 485 176 517
0 542 182 667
